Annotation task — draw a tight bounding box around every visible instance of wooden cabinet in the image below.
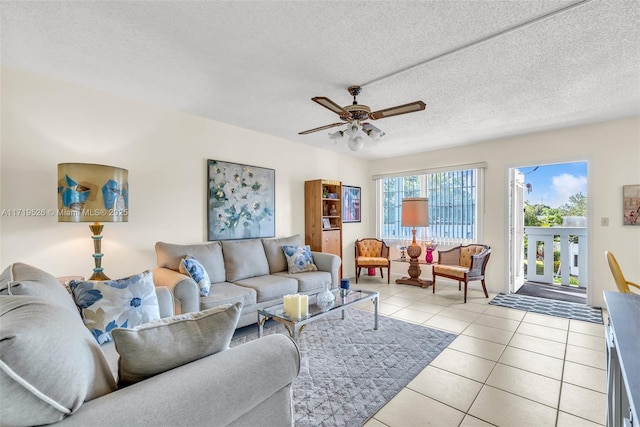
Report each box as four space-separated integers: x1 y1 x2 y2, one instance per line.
305 179 342 273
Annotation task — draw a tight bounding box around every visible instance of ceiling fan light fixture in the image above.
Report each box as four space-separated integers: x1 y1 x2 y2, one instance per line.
364 128 386 141
346 122 359 137
328 130 344 141
347 135 364 151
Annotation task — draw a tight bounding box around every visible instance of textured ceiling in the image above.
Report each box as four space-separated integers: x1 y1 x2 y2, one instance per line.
1 0 639 159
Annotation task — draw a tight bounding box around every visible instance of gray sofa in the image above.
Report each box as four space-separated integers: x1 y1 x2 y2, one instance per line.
153 234 341 327
0 263 300 427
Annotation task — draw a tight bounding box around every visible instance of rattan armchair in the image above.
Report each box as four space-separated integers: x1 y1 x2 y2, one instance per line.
432 244 491 303
355 238 390 284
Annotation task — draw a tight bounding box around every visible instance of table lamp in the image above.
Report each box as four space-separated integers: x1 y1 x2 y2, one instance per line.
58 163 128 280
396 197 431 288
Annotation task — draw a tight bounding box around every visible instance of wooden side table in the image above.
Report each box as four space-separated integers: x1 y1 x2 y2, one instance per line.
392 258 433 288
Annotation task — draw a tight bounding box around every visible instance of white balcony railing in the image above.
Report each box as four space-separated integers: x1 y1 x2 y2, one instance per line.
525 226 587 287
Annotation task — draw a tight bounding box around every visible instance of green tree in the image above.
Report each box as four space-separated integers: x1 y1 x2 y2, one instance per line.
524 201 541 226
558 192 587 217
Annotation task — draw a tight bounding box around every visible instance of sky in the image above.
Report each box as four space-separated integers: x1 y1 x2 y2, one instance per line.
518 161 587 208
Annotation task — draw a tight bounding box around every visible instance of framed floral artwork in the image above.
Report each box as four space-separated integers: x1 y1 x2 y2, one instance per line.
207 160 275 240
342 185 361 223
623 184 640 225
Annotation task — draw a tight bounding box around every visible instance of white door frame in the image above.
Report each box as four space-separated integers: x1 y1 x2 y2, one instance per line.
508 168 525 294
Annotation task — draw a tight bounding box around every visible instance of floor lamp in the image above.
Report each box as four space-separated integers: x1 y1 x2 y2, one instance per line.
395 197 432 288
58 163 128 280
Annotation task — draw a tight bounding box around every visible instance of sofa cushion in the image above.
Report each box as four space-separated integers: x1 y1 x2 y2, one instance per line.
433 264 468 279
233 275 298 303
262 234 304 273
156 241 226 284
222 240 270 281
178 255 211 296
112 302 241 386
282 245 318 274
70 271 161 345
356 256 389 267
199 282 257 311
0 262 80 317
0 295 117 426
273 270 332 293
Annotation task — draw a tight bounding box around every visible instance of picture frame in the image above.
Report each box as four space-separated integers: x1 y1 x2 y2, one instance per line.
342 185 361 223
207 160 275 240
322 218 331 229
623 184 640 225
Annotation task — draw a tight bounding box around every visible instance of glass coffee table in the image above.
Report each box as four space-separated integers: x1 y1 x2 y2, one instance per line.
258 288 379 342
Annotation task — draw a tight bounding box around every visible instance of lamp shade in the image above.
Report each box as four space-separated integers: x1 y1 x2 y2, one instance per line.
58 163 129 223
401 197 429 227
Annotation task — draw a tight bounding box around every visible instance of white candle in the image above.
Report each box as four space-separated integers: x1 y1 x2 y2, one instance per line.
300 295 308 317
291 295 301 319
283 295 293 315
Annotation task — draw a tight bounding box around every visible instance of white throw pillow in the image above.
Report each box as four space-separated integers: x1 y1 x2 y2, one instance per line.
282 245 318 274
70 270 161 345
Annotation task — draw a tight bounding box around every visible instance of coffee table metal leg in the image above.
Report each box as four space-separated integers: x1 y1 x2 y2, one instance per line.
258 313 267 338
373 296 379 330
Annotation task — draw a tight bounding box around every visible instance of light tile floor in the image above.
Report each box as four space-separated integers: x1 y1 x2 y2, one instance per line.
351 277 607 427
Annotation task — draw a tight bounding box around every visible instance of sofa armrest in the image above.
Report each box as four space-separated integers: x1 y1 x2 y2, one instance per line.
152 267 200 314
154 286 175 318
311 251 342 289
57 334 300 427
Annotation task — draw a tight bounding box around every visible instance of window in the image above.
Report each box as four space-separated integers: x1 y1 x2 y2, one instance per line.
381 175 422 240
376 165 484 245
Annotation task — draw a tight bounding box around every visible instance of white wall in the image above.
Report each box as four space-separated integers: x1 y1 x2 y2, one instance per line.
3 67 638 308
370 117 640 307
0 68 371 278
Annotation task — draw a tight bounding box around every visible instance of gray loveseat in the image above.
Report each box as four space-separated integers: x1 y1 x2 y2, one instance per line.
153 234 341 327
0 263 300 427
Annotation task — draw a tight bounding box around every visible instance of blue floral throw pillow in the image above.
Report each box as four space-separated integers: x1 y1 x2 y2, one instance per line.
282 245 318 274
178 255 211 297
70 270 161 345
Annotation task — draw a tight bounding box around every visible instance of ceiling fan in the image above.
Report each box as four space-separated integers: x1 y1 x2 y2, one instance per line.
299 85 426 151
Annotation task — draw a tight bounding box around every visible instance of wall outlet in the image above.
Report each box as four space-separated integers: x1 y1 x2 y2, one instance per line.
601 217 609 226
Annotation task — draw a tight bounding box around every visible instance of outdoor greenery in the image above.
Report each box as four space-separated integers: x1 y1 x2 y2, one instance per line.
524 192 587 227
523 192 587 286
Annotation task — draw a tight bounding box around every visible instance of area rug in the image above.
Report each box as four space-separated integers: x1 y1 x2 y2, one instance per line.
490 293 603 324
231 309 456 427
515 282 586 304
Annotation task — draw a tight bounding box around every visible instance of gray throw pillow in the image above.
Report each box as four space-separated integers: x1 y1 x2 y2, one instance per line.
0 295 117 426
112 302 242 386
0 262 80 317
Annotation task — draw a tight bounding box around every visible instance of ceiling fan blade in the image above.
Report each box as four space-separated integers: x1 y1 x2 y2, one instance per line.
369 101 426 120
298 122 345 135
312 97 349 116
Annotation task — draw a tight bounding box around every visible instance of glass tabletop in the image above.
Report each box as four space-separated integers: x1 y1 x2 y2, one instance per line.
259 288 377 322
